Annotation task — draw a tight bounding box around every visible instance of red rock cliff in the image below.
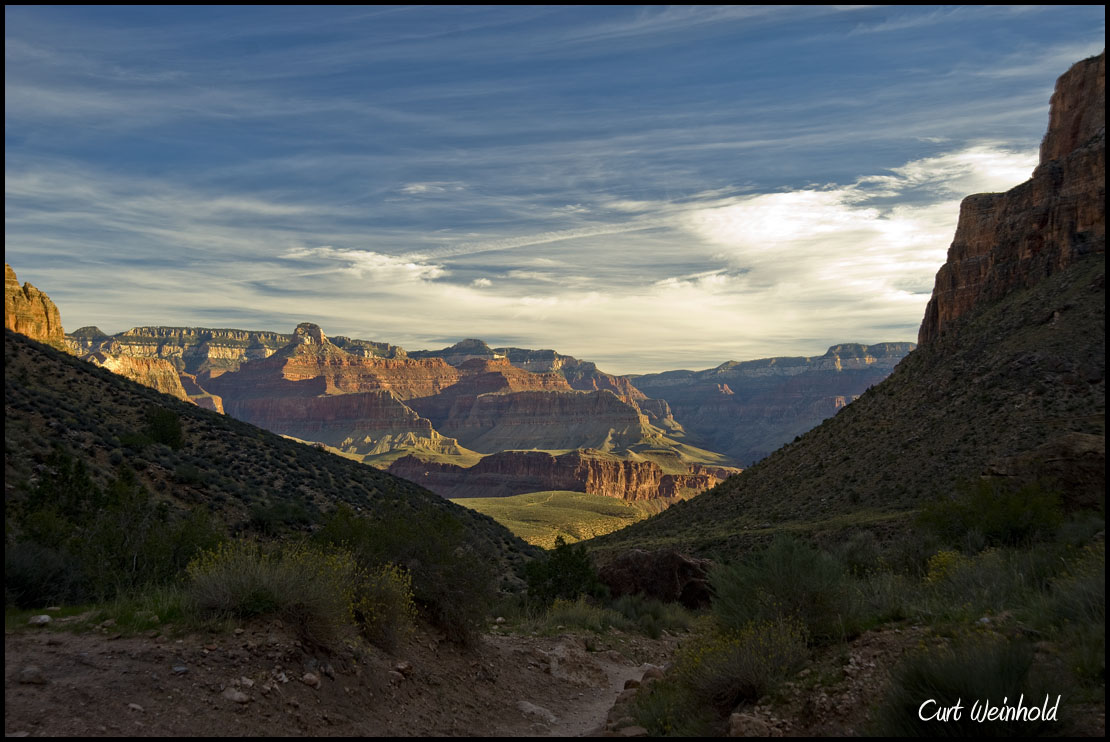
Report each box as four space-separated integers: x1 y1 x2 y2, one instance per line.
388 449 739 500
5 264 66 350
919 52 1105 345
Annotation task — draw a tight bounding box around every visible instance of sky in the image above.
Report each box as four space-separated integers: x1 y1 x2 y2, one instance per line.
5 6 1105 373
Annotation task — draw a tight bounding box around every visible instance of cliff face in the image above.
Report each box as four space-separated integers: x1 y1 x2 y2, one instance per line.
226 389 463 458
82 352 191 401
919 52 1105 345
205 325 462 402
5 265 66 350
388 449 739 500
67 326 292 376
632 343 915 465
434 389 654 454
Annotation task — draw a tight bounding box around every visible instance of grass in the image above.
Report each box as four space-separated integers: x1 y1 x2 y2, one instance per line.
453 490 658 548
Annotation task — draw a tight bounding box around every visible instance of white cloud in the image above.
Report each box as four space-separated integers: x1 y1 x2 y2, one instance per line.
471 277 492 288
399 181 464 195
284 247 447 281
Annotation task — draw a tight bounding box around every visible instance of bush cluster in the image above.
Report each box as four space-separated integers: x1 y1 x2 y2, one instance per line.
315 504 494 645
918 478 1063 550
5 452 223 607
186 540 415 650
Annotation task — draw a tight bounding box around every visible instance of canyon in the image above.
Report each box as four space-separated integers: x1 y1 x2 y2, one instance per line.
8 281 915 505
632 343 915 465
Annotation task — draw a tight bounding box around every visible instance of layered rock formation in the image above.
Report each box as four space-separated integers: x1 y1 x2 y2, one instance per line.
5 264 66 350
388 449 739 500
632 343 915 465
433 390 653 454
82 352 190 402
204 324 463 403
919 52 1105 345
66 326 292 376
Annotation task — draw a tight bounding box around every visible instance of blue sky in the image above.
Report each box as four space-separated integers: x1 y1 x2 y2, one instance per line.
5 6 1104 373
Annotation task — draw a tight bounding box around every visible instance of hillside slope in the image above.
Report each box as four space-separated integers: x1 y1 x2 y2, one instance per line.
4 330 537 573
591 52 1105 559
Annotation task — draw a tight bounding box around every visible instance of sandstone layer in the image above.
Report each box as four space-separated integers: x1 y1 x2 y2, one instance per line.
919 52 1105 345
82 352 190 402
632 343 915 465
388 449 739 500
5 264 66 350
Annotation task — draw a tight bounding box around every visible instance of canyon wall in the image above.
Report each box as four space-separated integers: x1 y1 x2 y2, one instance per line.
82 352 190 402
919 52 1105 345
388 449 739 500
5 264 66 350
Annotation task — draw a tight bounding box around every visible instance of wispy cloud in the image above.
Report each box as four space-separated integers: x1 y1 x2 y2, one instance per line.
5 6 1102 371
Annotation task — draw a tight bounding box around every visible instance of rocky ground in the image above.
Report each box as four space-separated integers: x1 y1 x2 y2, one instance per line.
4 615 676 738
6 616 1103 737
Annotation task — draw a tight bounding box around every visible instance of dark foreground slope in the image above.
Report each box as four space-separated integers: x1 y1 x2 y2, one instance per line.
591 52 1105 559
4 329 537 573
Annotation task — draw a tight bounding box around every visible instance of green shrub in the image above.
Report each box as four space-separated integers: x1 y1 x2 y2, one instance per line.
316 505 495 645
350 563 417 653
710 535 860 644
4 541 85 608
187 540 356 645
630 675 715 737
611 594 694 638
145 407 184 450
679 617 808 711
1049 543 1105 626
524 536 607 608
871 636 1055 737
919 479 1063 550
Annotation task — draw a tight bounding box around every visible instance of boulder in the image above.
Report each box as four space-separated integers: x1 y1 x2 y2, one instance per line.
598 549 713 608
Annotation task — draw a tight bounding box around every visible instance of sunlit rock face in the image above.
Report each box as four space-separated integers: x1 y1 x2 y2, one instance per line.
82 352 191 401
5 264 66 350
919 52 1105 346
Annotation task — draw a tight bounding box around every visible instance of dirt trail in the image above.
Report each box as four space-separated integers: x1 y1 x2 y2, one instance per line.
4 620 677 737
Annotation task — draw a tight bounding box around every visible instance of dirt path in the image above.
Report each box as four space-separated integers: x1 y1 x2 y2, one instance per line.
4 621 676 737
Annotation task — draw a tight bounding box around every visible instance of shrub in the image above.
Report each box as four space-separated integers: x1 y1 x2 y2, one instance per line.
315 505 495 645
679 617 808 711
187 540 356 645
145 407 184 450
524 536 607 608
611 594 694 638
871 636 1054 737
711 535 860 644
350 563 417 653
4 541 86 608
919 479 1063 550
630 675 715 737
